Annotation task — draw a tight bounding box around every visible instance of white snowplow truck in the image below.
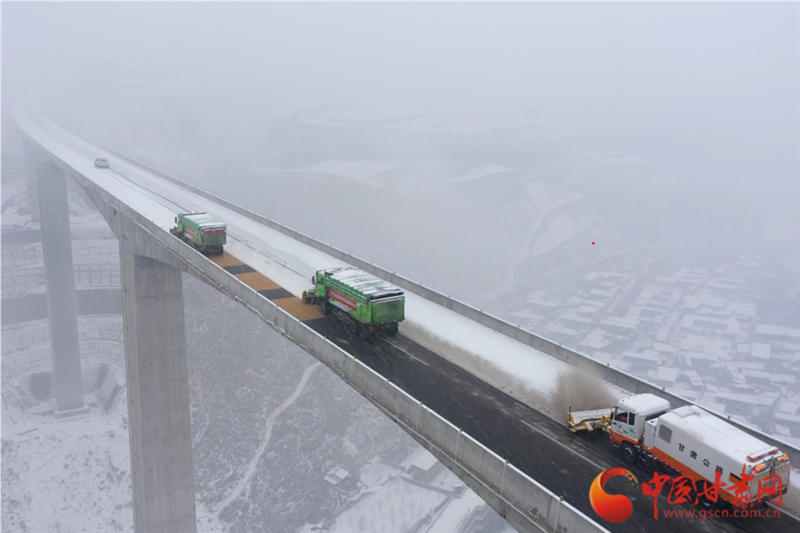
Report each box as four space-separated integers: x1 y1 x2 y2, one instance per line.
569 394 790 508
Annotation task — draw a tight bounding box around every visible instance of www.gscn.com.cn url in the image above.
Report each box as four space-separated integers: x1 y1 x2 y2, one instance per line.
589 467 786 523
662 508 782 520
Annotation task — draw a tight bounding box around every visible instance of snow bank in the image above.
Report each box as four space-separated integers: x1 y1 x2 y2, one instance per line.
18 102 623 420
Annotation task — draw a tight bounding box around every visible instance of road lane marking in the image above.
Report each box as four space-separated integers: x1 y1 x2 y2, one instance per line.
520 419 607 471
387 341 430 366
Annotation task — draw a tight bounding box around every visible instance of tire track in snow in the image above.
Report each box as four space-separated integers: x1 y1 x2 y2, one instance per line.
214 361 321 516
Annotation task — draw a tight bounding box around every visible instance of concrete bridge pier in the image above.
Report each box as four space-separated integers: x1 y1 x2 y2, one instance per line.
36 160 84 414
120 239 197 533
23 140 41 222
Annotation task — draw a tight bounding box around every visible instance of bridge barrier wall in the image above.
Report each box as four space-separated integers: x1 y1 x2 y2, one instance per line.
19 126 609 532
25 105 800 512
76 134 800 466
131 201 613 529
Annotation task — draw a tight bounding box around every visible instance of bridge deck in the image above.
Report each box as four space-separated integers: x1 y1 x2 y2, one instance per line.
210 252 325 322
16 102 798 533
209 250 799 533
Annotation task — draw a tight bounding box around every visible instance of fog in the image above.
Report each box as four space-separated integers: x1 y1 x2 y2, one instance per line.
5 3 798 115
3 2 800 532
4 2 799 229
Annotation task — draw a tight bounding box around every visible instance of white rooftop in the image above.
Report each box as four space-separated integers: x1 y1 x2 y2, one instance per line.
621 350 660 362
183 212 226 228
325 267 403 298
661 406 777 462
756 325 800 339
656 367 678 382
618 393 670 415
751 343 771 360
323 466 351 486
410 450 438 472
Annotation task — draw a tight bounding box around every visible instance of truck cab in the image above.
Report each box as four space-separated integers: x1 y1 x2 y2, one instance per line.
571 393 791 503
609 394 670 452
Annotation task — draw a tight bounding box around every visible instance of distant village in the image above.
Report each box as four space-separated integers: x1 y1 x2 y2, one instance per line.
513 262 800 447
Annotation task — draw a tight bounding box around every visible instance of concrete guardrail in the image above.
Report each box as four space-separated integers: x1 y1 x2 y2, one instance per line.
78 132 800 467
17 123 609 533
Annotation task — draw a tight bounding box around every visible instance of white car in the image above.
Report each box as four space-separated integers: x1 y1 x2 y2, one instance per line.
94 158 110 169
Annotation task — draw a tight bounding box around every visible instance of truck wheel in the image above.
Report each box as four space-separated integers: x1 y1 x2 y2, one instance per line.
319 301 329 315
621 442 637 464
386 323 399 337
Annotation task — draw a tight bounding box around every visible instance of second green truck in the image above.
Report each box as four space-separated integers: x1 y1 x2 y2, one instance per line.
171 212 227 255
303 267 405 337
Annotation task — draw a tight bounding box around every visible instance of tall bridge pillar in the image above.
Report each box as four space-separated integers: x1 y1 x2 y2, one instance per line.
37 161 84 413
120 240 197 533
23 140 41 222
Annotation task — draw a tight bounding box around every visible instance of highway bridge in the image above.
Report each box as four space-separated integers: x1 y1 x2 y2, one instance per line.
13 102 800 533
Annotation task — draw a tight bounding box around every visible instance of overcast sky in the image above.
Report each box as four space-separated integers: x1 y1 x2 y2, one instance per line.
4 2 798 217
4 2 798 118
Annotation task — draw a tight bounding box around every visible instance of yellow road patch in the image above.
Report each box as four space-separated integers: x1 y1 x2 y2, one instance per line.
274 297 325 321
209 252 245 267
212 252 324 322
235 272 280 291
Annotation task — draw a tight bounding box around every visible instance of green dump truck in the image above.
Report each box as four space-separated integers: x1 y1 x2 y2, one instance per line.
303 267 404 336
170 212 227 255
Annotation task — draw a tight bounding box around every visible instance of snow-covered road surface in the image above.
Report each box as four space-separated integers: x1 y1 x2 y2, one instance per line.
16 102 623 417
